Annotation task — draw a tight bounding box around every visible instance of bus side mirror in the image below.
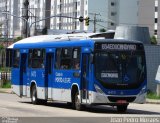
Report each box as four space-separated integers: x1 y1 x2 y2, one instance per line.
90 54 94 64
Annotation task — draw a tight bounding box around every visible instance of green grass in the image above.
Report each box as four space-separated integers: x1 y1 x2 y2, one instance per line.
147 92 160 100
2 81 11 88
0 67 11 72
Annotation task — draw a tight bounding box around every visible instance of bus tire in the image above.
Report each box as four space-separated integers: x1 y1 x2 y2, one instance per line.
74 92 82 111
31 85 40 104
67 102 72 107
117 105 128 112
40 100 47 105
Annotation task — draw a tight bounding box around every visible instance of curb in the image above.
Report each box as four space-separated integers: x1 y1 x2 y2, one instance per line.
0 88 13 94
146 99 160 104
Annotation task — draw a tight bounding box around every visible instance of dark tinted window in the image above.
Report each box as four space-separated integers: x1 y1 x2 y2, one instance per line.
95 51 146 89
55 47 81 70
55 48 61 69
60 48 72 69
13 50 20 68
28 49 45 68
72 48 81 70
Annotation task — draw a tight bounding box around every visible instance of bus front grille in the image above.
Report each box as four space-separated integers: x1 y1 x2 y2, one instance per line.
108 96 136 103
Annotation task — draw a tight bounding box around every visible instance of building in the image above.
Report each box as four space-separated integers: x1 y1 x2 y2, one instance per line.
106 0 138 30
25 0 51 36
19 0 51 37
50 0 107 32
50 0 84 31
107 0 159 43
0 0 22 39
0 0 27 38
0 0 51 38
0 0 159 41
0 0 11 38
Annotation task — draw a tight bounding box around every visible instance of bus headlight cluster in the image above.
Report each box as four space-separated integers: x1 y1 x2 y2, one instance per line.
94 84 105 94
139 85 147 95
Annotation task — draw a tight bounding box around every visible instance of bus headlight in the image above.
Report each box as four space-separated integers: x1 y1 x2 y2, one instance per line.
94 84 104 94
139 85 147 95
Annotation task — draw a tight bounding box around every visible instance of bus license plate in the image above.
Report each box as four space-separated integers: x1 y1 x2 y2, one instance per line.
117 100 127 104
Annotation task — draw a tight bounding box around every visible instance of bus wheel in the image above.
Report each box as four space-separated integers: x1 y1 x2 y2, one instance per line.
117 105 128 112
67 102 72 107
31 85 40 104
40 100 47 105
74 92 82 111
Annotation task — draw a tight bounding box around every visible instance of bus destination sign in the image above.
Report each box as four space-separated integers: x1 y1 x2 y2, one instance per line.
101 44 137 51
95 43 137 51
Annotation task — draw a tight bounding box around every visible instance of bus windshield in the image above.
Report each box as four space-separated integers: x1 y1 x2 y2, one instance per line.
95 51 146 89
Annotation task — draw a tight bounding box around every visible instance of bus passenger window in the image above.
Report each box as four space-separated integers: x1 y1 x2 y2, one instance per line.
30 49 45 69
62 48 72 69
74 62 80 70
72 48 81 70
13 50 20 68
55 48 61 69
55 48 72 70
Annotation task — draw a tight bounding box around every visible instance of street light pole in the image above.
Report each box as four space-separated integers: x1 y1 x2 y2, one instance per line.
2 11 30 38
23 0 29 38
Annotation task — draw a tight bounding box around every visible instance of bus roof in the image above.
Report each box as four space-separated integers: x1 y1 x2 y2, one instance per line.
8 32 114 48
9 35 95 49
9 34 143 49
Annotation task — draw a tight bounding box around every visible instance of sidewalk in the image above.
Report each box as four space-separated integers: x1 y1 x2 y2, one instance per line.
0 88 160 104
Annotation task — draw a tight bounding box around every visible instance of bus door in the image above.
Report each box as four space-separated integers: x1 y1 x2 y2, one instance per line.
20 49 28 97
45 49 55 99
81 53 90 103
28 49 47 99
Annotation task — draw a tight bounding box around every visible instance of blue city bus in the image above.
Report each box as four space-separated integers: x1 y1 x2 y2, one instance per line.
7 34 147 112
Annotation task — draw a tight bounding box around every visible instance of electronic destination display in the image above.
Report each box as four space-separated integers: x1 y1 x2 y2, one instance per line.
95 42 143 51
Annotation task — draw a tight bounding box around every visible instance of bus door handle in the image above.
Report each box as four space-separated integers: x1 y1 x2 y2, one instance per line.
73 72 80 78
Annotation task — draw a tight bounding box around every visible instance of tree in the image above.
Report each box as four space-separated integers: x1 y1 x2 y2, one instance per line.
42 26 48 35
151 35 157 45
99 28 106 32
0 23 3 37
0 44 4 50
14 36 23 42
0 33 2 37
0 44 5 68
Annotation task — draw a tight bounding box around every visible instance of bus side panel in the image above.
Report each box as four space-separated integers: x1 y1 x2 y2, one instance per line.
20 53 28 96
52 70 81 102
12 68 21 96
45 52 55 99
26 68 31 98
29 69 46 99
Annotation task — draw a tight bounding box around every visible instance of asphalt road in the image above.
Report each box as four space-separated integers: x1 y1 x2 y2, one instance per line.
0 93 160 123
